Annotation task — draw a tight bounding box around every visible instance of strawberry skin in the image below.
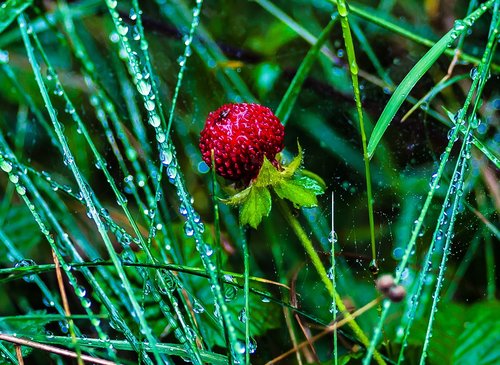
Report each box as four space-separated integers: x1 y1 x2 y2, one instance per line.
199 103 285 181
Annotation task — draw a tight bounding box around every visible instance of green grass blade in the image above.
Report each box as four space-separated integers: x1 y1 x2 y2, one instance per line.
0 0 32 34
366 1 494 159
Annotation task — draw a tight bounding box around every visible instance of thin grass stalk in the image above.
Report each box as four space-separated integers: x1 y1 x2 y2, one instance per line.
363 6 499 362
276 199 386 365
419 136 471 364
26 12 202 361
335 0 377 269
241 227 250 365
17 14 163 364
0 138 129 363
330 192 338 365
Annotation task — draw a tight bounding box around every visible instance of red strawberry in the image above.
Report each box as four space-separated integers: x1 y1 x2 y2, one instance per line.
199 103 285 182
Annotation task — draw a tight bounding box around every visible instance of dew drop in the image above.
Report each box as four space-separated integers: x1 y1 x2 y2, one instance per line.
233 341 246 355
129 8 137 20
136 80 151 96
16 185 26 196
238 308 247 323
224 285 237 302
106 0 117 9
15 259 36 282
184 221 194 237
166 165 177 180
160 148 173 166
145 100 155 111
193 300 205 313
149 115 161 127
75 285 87 297
156 132 166 143
0 160 12 172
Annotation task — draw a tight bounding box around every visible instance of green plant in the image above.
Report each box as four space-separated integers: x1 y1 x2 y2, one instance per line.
0 0 498 364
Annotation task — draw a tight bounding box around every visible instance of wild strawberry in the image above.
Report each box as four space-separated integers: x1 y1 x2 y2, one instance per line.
199 103 285 182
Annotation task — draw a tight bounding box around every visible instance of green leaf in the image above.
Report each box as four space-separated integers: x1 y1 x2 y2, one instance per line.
453 301 500 364
281 141 303 178
410 300 500 365
253 157 282 187
298 171 326 193
274 179 318 208
366 4 490 159
0 0 33 34
219 186 251 206
240 186 272 228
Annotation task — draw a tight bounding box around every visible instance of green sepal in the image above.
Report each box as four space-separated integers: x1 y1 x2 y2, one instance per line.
281 141 303 178
273 179 318 208
220 140 324 229
253 157 283 187
239 186 272 229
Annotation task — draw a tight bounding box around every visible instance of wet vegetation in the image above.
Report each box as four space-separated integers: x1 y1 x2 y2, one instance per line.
0 0 498 364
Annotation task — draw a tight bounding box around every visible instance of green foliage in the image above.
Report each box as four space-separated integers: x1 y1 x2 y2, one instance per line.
410 301 500 364
223 146 324 228
0 0 497 364
0 0 32 34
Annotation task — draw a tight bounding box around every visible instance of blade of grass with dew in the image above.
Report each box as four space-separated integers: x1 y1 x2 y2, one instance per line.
0 0 33 34
396 131 471 363
337 1 499 72
0 136 137 363
17 14 164 364
366 0 494 158
363 9 499 362
276 199 386 365
419 130 472 365
330 192 338 365
240 227 251 365
28 19 201 363
335 0 377 273
104 2 244 361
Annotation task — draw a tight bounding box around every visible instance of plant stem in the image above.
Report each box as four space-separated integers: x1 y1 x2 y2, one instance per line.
335 0 377 270
241 227 251 364
277 199 386 365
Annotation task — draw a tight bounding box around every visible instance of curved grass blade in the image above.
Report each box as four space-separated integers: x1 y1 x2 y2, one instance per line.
366 1 494 159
